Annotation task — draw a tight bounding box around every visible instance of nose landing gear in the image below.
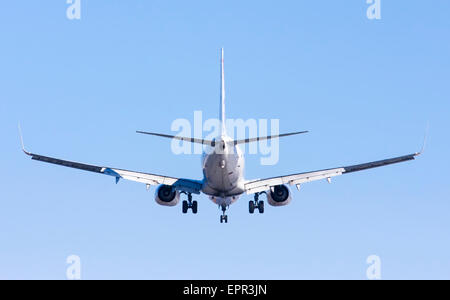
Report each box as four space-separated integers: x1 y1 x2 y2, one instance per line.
220 204 228 223
249 192 265 214
181 192 198 214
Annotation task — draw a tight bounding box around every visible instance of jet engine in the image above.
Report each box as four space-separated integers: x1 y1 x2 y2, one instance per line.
267 184 292 206
155 185 180 206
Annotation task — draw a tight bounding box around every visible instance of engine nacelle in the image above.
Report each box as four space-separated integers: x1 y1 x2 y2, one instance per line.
267 185 292 207
155 185 180 207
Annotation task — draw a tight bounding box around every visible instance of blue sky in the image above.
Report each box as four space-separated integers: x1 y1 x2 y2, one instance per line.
0 1 449 279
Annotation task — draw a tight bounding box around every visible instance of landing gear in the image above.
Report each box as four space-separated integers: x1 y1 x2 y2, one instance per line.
191 200 198 214
249 201 255 214
182 200 189 214
220 204 228 223
249 193 265 214
220 215 228 223
258 200 264 214
181 192 198 214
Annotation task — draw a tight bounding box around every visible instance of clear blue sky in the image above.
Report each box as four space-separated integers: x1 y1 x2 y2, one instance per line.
1 1 449 279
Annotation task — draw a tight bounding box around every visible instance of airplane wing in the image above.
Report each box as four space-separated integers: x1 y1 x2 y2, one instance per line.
23 149 202 193
19 128 202 194
244 152 421 194
22 150 203 193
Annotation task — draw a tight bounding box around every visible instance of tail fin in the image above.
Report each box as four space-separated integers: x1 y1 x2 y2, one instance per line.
220 48 226 135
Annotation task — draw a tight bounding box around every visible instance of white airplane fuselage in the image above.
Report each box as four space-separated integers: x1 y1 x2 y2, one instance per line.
201 135 246 207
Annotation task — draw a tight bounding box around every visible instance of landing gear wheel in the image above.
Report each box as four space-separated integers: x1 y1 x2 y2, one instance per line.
249 201 255 214
192 201 198 214
182 200 188 214
258 201 264 214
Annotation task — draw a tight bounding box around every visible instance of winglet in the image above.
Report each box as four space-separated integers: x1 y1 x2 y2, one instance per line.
18 123 32 156
415 123 429 156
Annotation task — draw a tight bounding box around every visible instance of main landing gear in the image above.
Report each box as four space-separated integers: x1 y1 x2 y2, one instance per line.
181 192 198 214
220 204 228 223
249 192 265 214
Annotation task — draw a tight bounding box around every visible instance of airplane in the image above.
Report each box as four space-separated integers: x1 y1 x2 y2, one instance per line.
20 49 424 223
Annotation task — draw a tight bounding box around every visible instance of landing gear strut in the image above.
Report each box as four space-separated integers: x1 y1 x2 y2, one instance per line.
181 192 198 214
249 192 265 214
220 204 228 223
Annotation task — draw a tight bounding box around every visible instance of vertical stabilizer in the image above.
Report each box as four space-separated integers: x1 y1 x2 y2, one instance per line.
220 48 226 135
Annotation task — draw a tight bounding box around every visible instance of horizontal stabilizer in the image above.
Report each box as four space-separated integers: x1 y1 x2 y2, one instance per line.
233 131 308 145
136 131 214 146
